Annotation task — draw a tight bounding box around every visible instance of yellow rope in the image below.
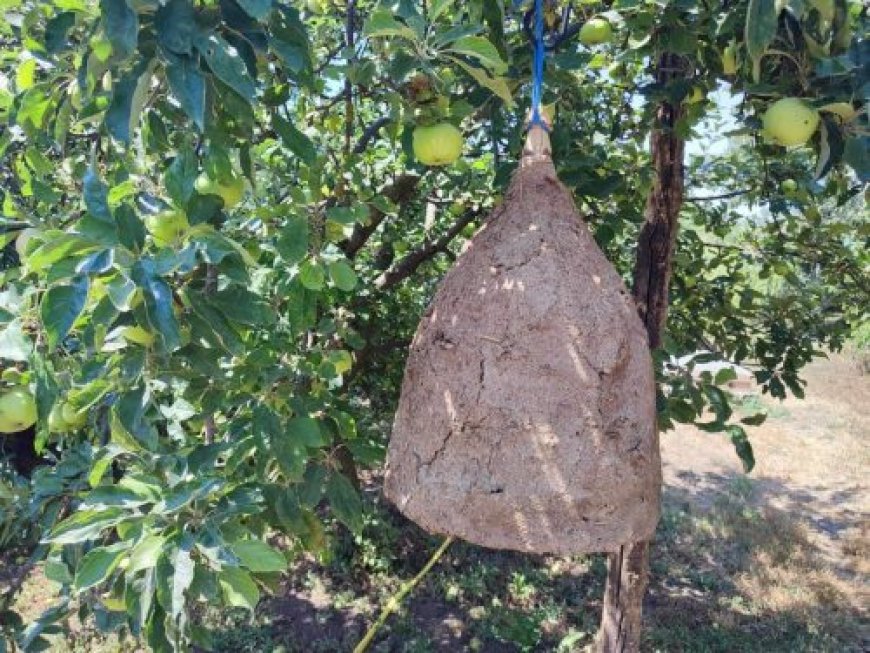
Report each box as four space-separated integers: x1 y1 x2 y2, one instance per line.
353 536 455 653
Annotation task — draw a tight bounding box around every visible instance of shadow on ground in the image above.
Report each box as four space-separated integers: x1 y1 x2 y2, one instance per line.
202 467 866 653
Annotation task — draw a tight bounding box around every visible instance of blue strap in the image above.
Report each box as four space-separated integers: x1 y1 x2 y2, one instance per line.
528 0 548 130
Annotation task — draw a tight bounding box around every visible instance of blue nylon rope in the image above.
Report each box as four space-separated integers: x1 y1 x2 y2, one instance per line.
529 0 547 129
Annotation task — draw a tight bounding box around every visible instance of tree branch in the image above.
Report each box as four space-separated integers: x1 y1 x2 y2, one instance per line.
341 174 421 259
353 116 391 154
374 209 479 290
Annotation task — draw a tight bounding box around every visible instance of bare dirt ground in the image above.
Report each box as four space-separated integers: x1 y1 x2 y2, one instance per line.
650 352 869 651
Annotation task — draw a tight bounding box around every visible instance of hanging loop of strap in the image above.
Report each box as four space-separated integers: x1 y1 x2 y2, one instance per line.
527 0 549 132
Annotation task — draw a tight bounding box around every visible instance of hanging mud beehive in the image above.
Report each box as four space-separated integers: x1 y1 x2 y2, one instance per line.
384 125 661 555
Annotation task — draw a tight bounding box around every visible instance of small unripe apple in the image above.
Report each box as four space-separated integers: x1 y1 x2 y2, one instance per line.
0 387 37 434
48 404 69 433
782 178 798 195
195 174 246 208
761 98 820 147
61 402 87 429
144 210 189 246
412 123 463 166
579 18 613 46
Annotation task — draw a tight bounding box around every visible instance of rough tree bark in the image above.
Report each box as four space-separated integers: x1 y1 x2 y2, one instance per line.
596 51 687 652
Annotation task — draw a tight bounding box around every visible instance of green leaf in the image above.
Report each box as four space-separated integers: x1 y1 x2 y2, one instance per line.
194 31 256 102
269 7 312 77
364 11 417 40
272 434 307 482
44 559 73 585
185 290 245 355
814 114 845 180
82 485 152 509
74 544 127 592
153 477 223 515
727 425 755 473
171 544 195 622
45 12 77 54
236 0 272 20
155 0 195 55
0 319 33 362
298 259 325 290
703 385 733 423
40 275 88 347
328 259 357 291
276 214 309 265
100 0 138 61
165 145 198 205
273 114 316 164
714 367 738 385
740 412 768 426
447 36 508 74
16 86 52 132
24 232 99 274
326 473 363 534
287 416 325 447
211 286 276 326
132 262 182 353
81 165 119 244
445 55 514 106
106 59 155 144
165 54 205 131
745 0 778 81
218 566 260 611
47 508 127 544
128 534 168 573
230 540 287 573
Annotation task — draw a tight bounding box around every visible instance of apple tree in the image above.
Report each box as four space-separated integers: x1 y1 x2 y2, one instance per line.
0 0 865 651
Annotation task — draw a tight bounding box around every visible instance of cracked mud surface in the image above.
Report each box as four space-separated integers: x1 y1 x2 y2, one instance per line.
385 158 661 555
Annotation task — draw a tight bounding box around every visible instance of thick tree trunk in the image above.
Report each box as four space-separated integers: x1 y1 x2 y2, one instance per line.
596 52 686 653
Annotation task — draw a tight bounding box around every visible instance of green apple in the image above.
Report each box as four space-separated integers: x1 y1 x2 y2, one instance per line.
579 18 613 46
762 98 820 147
195 173 246 208
61 402 87 429
48 403 69 433
782 178 798 195
413 123 463 166
0 387 38 434
144 210 189 246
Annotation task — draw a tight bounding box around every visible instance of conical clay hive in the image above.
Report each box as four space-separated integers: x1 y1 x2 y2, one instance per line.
384 129 661 555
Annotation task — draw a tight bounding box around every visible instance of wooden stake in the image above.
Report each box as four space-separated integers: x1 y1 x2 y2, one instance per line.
596 51 687 653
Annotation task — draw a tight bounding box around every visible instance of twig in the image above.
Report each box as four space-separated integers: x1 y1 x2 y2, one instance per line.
353 537 454 653
353 116 390 154
374 209 479 289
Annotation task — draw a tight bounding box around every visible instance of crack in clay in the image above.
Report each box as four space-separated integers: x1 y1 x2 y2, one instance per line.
417 427 455 476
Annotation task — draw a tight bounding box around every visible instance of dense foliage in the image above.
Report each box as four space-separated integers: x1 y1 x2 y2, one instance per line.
0 0 865 650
